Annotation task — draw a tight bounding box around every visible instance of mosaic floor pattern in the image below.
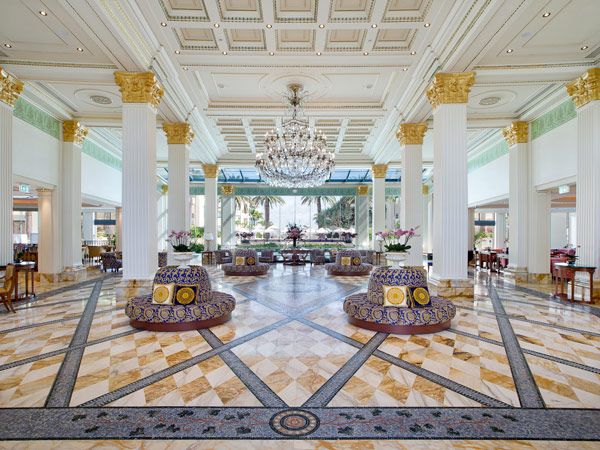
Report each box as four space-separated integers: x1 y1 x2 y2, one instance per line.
0 264 599 448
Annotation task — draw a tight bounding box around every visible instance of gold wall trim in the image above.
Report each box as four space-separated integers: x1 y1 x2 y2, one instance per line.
163 123 194 145
396 123 428 146
0 67 24 107
502 121 528 147
566 68 600 109
426 72 475 110
63 120 88 145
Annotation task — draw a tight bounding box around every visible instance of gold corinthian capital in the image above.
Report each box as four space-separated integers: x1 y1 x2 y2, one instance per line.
163 123 194 145
221 185 234 196
114 72 164 109
426 72 475 110
357 185 369 195
396 123 428 146
502 121 528 147
0 67 24 107
566 68 600 109
371 164 388 179
63 121 88 146
202 164 219 178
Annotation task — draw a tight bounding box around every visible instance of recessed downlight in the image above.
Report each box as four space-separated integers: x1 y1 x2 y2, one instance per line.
319 24 325 28
371 24 377 28
39 10 48 16
175 50 181 54
506 48 514 53
3 43 12 48
403 67 408 71
410 51 416 55
266 24 272 28
542 12 551 17
269 51 274 55
182 67 189 71
76 47 84 52
316 52 322 56
222 51 228 55
363 52 369 56
581 45 589 50
214 23 220 28
424 22 430 28
160 22 167 27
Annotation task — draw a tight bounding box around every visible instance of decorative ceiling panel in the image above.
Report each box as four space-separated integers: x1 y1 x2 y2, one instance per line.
325 30 367 51
218 0 263 22
373 29 416 51
329 0 375 22
381 0 432 22
174 29 218 50
274 0 318 23
160 0 209 21
276 30 315 51
225 29 267 50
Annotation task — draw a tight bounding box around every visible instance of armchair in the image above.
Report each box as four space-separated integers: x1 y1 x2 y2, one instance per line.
259 249 276 264
0 265 16 313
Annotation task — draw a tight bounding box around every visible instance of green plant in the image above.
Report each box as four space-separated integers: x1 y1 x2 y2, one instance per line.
190 242 204 253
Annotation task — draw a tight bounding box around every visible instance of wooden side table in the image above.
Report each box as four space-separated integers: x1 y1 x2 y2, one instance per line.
202 251 215 265
554 263 596 303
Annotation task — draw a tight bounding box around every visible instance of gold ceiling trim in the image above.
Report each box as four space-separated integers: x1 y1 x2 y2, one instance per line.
380 0 433 23
157 0 209 22
0 59 118 69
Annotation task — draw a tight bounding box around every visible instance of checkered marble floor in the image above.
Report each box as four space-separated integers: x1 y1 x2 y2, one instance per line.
0 263 599 447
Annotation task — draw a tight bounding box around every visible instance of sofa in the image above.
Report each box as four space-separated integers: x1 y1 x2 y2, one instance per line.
125 266 235 331
222 249 270 276
100 252 122 272
259 249 276 264
325 249 373 276
358 250 374 265
344 266 456 334
215 250 233 265
310 249 326 265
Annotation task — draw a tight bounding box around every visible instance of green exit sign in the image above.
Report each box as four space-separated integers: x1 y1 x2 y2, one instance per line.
19 184 30 193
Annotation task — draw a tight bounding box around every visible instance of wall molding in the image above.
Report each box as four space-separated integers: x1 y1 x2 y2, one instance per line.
467 140 508 173
189 185 402 196
13 98 60 139
530 99 576 141
82 140 122 172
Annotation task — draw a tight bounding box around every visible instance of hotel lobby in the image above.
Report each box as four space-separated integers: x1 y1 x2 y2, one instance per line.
0 0 599 447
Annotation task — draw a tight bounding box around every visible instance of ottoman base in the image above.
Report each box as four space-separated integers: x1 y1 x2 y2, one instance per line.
328 270 371 276
129 313 231 331
223 271 268 276
347 314 451 335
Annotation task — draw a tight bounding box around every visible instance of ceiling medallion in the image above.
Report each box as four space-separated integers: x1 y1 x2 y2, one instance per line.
90 95 112 105
255 84 335 188
479 96 501 106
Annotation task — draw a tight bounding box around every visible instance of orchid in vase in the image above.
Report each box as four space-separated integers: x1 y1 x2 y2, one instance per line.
376 227 420 253
167 230 194 253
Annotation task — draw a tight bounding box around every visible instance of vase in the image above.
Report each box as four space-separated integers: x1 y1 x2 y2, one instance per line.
385 251 409 269
173 252 194 268
292 238 297 248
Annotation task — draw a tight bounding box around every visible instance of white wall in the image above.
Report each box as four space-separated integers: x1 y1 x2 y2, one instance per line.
550 212 569 248
468 153 509 206
531 119 577 188
81 153 122 205
13 118 60 186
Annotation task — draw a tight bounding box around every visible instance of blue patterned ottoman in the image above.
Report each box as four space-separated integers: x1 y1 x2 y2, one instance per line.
344 266 456 334
125 266 235 331
325 250 373 276
222 249 270 276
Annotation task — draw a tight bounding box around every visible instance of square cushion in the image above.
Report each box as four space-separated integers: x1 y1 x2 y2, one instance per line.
382 285 411 307
409 286 432 307
341 256 351 266
235 256 245 265
173 284 199 306
152 283 175 305
352 256 362 266
246 256 256 266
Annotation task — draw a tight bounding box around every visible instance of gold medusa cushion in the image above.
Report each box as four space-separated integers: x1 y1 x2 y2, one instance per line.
409 286 432 307
152 283 174 305
341 256 351 266
246 256 256 266
173 285 199 306
352 256 362 266
235 256 245 266
382 285 411 307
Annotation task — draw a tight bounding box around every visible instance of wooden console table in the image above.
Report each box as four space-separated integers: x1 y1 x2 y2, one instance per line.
554 263 596 303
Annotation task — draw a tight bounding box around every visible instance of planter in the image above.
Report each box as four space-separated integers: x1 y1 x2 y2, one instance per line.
173 252 194 268
385 251 409 269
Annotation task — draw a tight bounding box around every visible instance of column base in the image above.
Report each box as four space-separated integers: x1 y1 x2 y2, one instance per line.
35 273 62 283
504 267 528 283
527 273 551 284
63 265 88 282
429 275 474 300
115 278 154 299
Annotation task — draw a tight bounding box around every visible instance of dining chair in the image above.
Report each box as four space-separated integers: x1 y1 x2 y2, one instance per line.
0 265 17 313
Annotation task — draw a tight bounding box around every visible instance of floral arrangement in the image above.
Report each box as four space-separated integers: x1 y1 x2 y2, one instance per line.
237 232 254 239
167 230 193 252
376 227 420 252
285 223 305 247
565 246 580 264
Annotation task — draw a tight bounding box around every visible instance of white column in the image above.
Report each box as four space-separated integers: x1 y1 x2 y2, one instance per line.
163 123 193 265
115 207 122 251
504 122 529 282
61 121 87 270
426 72 475 298
157 188 168 251
0 69 23 265
385 198 395 230
114 72 164 285
567 69 600 300
371 165 387 250
82 211 94 242
468 208 476 251
422 186 433 253
220 186 235 248
494 213 506 249
37 188 62 280
355 186 370 249
398 123 427 267
203 164 218 251
528 190 551 283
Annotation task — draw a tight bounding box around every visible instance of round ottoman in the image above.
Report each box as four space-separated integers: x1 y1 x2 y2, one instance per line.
222 249 270 276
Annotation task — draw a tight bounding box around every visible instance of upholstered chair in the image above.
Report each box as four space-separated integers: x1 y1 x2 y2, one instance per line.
0 265 16 313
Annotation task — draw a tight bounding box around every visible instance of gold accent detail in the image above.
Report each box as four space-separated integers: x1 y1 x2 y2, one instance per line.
114 72 164 108
221 185 234 195
566 68 600 109
202 164 219 178
0 67 24 107
396 123 428 146
161 184 168 195
502 121 528 147
62 120 88 146
162 123 194 145
371 164 388 179
422 185 429 195
425 72 475 110
357 185 369 196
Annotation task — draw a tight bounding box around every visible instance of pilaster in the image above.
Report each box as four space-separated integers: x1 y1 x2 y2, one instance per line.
0 68 23 265
398 123 427 266
426 72 475 299
371 165 387 251
203 164 218 251
355 186 370 248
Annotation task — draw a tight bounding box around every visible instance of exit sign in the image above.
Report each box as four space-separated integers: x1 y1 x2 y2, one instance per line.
19 184 30 193
558 185 570 194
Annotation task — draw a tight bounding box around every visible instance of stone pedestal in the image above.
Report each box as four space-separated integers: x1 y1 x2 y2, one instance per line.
220 185 235 248
371 165 387 250
203 164 219 251
355 186 369 248
426 72 475 299
63 265 88 282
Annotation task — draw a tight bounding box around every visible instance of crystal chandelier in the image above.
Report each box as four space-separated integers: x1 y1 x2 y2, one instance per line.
255 84 335 188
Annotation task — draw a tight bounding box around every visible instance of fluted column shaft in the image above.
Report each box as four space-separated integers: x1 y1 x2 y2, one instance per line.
115 207 122 252
38 188 61 276
221 192 235 248
0 102 13 265
422 187 433 253
157 190 168 251
204 169 218 251
528 190 551 282
82 212 94 242
61 140 83 268
494 213 506 249
355 187 369 248
507 141 529 276
121 103 158 280
371 174 386 251
400 143 424 266
167 144 190 264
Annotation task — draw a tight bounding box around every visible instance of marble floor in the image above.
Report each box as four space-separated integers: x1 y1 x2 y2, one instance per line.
0 264 599 448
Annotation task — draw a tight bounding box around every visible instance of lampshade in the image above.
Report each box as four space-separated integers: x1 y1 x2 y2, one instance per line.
375 235 384 241
204 233 214 241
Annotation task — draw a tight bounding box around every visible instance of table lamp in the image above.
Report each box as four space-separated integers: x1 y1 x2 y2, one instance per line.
375 234 384 252
204 232 214 251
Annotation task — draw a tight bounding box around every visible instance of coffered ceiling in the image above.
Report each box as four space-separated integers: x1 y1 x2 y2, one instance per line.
0 0 598 168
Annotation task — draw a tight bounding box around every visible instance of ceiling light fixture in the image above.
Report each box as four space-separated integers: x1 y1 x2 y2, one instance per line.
403 67 408 71
581 45 588 50
222 51 228 55
410 51 416 55
424 22 430 27
214 23 220 28
266 24 272 28
319 24 325 29
371 24 377 28
175 50 180 54
77 47 84 52
316 52 322 56
160 22 167 27
39 10 48 16
542 12 551 17
3 43 12 48
506 48 513 53
256 84 335 188
363 52 369 55
182 67 189 71
269 51 274 55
